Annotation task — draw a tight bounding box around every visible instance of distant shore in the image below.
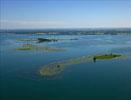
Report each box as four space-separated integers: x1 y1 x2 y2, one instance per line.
0 28 131 35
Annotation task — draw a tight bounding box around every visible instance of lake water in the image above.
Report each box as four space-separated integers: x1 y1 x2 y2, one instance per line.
0 33 131 100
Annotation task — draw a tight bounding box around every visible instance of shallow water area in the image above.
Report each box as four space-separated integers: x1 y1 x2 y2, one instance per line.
0 33 131 100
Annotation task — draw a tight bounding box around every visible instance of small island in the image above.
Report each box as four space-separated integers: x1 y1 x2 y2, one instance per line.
40 53 122 77
93 54 121 62
37 38 58 43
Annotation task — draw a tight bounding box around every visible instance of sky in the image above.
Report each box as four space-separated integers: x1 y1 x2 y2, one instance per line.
0 0 131 29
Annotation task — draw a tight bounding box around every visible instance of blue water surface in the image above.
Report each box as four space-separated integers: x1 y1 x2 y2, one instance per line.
0 33 131 100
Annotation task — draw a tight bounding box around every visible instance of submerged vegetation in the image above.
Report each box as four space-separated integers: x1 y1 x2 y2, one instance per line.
16 44 65 52
40 56 92 76
16 38 78 43
16 39 36 42
40 53 122 77
14 36 125 77
15 37 78 53
16 38 58 43
16 44 35 50
40 64 65 76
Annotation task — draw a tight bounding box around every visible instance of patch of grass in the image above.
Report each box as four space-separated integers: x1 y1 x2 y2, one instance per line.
93 54 121 60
